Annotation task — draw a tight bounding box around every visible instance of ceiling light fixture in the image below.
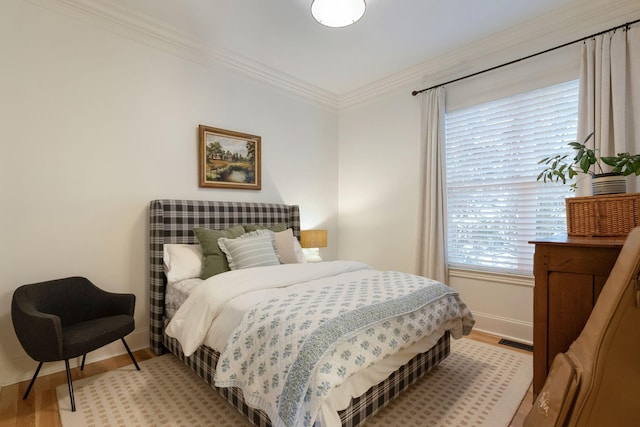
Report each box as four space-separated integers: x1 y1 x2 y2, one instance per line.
311 0 366 28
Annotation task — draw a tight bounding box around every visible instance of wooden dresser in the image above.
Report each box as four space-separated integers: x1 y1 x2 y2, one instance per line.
530 234 626 395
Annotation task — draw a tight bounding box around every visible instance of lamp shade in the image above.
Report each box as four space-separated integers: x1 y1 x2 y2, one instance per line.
311 0 366 28
300 229 328 248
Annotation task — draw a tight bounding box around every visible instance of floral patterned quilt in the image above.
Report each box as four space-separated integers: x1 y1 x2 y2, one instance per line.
214 269 475 427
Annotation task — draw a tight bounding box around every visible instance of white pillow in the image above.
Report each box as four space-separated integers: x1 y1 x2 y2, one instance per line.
218 230 281 270
163 244 203 284
274 228 306 264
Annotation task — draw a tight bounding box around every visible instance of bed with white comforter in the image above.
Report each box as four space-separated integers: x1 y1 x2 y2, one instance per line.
149 199 475 427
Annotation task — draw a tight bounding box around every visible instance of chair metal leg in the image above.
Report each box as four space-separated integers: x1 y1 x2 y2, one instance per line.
121 337 140 371
80 354 87 370
64 359 76 412
23 361 43 400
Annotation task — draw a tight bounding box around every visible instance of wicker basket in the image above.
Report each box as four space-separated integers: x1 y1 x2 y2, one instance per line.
566 193 640 236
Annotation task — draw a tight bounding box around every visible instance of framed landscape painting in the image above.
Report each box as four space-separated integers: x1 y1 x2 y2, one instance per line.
198 125 261 190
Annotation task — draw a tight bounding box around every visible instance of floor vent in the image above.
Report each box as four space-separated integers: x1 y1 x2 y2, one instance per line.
499 339 533 352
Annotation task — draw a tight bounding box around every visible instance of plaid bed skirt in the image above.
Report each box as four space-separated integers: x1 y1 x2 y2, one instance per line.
163 323 450 427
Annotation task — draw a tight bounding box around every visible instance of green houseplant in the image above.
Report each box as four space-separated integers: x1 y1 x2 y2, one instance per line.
537 132 640 192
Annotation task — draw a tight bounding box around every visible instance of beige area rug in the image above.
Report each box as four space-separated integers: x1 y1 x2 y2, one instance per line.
57 338 532 427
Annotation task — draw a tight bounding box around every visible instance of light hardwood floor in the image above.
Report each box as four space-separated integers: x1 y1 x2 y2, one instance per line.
0 349 156 427
0 331 532 426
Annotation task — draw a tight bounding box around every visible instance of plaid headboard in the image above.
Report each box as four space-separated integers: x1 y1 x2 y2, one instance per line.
149 199 301 355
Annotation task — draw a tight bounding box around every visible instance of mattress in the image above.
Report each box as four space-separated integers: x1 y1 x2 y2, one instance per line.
165 278 201 319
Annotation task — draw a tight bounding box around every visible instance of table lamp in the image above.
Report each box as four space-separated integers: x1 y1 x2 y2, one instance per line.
300 229 327 262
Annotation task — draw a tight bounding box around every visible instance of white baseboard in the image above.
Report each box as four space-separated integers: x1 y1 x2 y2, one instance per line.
0 328 149 387
470 311 533 345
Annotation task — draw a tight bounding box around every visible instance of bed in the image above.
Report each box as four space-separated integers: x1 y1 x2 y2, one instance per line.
149 199 474 427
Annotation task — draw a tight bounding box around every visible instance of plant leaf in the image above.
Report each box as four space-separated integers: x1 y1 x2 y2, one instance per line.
580 156 591 173
582 132 595 144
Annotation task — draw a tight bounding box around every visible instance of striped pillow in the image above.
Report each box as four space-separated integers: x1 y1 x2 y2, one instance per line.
218 230 281 270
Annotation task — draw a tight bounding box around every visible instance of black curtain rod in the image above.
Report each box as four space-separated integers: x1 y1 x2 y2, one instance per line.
411 17 640 97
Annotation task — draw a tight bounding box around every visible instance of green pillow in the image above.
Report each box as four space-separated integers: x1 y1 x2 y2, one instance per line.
193 225 246 279
243 223 287 233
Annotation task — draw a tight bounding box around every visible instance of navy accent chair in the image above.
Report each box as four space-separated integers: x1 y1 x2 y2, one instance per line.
11 276 140 412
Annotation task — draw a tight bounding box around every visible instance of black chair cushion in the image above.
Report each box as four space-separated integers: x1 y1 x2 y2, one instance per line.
62 314 135 359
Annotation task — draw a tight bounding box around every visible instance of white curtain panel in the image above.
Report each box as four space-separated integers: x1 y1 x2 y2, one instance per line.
577 25 640 196
418 87 448 283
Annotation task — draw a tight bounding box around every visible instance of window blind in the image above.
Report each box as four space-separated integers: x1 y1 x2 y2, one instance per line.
445 79 579 275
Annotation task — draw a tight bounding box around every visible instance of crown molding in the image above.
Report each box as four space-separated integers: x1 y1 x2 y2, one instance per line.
24 0 640 111
340 0 640 109
26 0 340 110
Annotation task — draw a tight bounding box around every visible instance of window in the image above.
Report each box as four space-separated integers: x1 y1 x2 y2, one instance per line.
445 79 579 275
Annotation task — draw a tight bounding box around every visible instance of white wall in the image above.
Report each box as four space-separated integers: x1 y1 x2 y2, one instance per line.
338 84 422 273
0 0 338 386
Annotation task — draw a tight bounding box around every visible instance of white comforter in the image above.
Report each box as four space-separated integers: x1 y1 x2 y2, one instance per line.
166 261 371 356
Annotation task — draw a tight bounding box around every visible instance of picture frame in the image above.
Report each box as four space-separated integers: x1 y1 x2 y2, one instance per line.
198 125 261 190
